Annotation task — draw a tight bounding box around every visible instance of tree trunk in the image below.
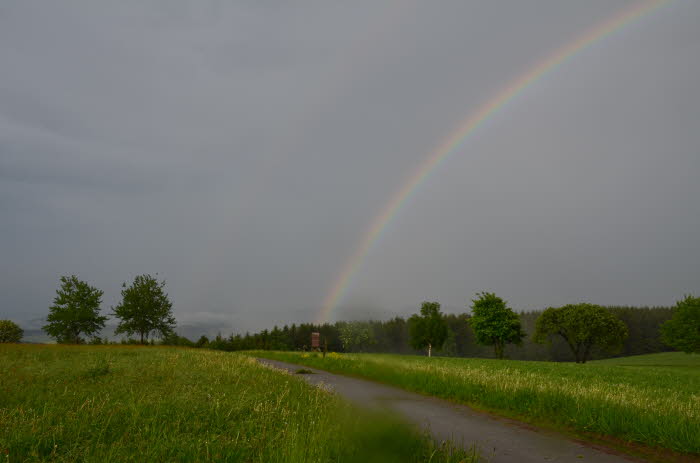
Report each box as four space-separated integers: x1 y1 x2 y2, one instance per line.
582 342 593 364
494 341 504 359
428 343 432 357
561 333 581 363
140 332 145 344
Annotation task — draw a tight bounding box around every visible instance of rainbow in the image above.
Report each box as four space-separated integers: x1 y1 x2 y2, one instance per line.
316 0 670 324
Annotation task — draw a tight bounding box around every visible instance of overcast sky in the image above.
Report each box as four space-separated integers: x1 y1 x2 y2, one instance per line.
2 1 699 335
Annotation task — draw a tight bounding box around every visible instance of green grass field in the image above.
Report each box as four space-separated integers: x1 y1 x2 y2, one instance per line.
0 345 476 463
253 351 700 456
593 351 700 367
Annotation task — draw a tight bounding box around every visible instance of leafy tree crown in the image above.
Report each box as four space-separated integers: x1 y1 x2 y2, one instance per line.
43 275 107 344
408 301 448 353
112 274 176 343
338 321 375 353
661 295 700 354
469 292 525 344
534 303 628 363
0 320 24 343
469 292 525 358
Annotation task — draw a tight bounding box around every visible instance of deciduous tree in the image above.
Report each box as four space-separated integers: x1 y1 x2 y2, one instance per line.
113 274 176 344
43 275 107 344
0 320 23 343
469 292 525 359
338 321 375 352
408 301 448 357
534 303 628 363
661 295 700 354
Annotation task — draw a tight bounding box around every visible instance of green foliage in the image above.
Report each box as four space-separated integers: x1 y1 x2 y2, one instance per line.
200 307 673 361
469 292 525 359
661 295 700 353
408 301 448 357
338 321 375 352
606 306 672 356
373 317 410 353
534 303 628 363
440 313 472 356
1 345 476 462
161 333 195 347
112 274 176 344
0 320 23 343
43 275 107 344
257 351 700 455
195 335 210 348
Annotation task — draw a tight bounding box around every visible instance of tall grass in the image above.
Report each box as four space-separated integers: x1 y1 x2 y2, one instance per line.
0 345 476 462
253 351 700 455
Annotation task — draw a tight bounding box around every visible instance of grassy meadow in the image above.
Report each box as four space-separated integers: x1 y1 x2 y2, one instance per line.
253 351 700 456
0 345 476 463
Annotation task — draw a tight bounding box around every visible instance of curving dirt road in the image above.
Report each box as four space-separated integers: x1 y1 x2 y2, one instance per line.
257 358 645 463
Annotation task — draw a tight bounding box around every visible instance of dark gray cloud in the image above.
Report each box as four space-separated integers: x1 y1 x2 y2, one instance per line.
2 1 699 335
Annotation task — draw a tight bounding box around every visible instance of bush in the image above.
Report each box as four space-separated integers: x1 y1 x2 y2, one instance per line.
161 333 194 347
0 320 23 343
661 295 700 353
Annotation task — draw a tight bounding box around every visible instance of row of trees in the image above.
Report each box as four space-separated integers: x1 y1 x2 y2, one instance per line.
190 294 696 363
42 274 176 344
405 294 628 363
1 277 697 362
409 294 697 361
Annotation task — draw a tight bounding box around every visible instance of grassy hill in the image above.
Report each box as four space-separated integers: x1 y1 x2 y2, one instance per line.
0 345 474 462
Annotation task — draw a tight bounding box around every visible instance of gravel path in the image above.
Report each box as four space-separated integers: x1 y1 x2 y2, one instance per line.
257 358 645 463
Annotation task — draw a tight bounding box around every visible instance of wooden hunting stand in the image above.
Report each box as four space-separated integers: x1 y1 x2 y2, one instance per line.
311 331 327 357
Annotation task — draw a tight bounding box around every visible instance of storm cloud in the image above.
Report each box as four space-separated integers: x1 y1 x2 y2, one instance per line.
2 0 699 335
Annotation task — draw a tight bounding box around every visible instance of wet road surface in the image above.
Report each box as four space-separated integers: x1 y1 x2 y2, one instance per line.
257 358 644 463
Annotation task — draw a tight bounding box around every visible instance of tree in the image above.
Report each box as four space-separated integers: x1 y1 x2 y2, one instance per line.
112 274 176 344
408 301 448 357
661 295 700 354
43 275 107 344
338 321 375 352
534 303 628 363
443 313 474 357
469 292 525 359
0 320 23 343
382 317 409 353
607 306 674 356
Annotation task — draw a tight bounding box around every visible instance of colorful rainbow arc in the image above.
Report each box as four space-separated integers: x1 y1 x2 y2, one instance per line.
316 0 670 324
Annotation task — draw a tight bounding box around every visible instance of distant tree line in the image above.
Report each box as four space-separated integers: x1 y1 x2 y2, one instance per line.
1 275 697 362
192 294 692 362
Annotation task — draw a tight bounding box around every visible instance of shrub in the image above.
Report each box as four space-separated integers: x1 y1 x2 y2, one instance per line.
0 320 23 343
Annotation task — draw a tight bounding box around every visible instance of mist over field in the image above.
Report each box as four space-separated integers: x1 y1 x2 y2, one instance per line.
2 1 700 333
